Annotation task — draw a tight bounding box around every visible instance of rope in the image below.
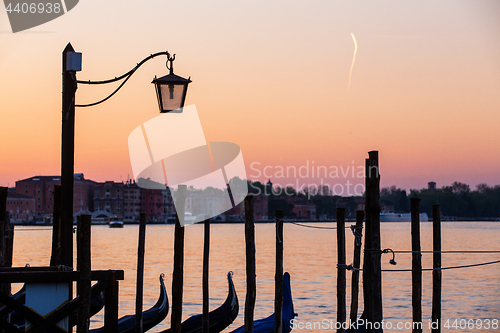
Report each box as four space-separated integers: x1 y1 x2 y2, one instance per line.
350 225 363 247
365 249 500 255
285 221 351 230
337 264 354 270
12 228 53 231
337 260 500 272
393 250 500 254
364 248 382 254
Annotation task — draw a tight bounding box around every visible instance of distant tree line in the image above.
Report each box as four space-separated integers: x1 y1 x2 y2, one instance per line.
248 180 500 219
248 180 362 219
381 182 500 218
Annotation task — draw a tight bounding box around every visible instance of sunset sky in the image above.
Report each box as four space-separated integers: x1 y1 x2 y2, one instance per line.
1 0 499 193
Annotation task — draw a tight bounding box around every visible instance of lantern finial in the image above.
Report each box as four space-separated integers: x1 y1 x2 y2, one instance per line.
166 53 176 75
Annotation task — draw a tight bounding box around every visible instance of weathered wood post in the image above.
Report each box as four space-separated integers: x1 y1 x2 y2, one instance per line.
349 210 364 327
135 213 147 333
104 272 119 333
77 214 92 333
0 189 5 333
432 205 441 333
411 198 422 333
244 195 256 333
275 209 284 333
61 42 77 269
202 217 210 333
0 186 11 333
337 208 346 333
51 184 62 266
362 151 383 333
171 184 187 333
0 186 11 297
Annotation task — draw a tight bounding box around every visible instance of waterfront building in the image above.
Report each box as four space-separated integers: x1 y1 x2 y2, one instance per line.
6 189 36 222
123 180 166 221
15 174 96 218
124 180 141 221
144 188 164 221
94 181 124 218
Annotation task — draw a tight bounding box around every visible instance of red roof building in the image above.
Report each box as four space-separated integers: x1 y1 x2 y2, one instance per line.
15 174 96 217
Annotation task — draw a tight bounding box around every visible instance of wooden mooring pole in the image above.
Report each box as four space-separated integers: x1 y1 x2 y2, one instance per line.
337 208 346 333
349 210 364 328
432 205 442 333
61 42 76 269
50 184 62 266
274 209 284 333
135 213 147 333
362 151 383 333
202 217 210 333
0 184 4 333
0 186 13 297
171 185 187 333
104 273 119 333
244 195 256 333
411 198 422 333
77 214 92 333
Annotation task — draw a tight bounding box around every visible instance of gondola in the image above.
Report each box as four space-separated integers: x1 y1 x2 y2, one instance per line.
161 271 239 333
230 272 296 333
90 274 169 333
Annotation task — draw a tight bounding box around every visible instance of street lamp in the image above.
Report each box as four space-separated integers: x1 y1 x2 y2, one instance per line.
152 54 191 113
60 43 190 268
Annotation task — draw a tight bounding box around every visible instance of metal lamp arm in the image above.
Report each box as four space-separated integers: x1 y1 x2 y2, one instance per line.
75 51 171 108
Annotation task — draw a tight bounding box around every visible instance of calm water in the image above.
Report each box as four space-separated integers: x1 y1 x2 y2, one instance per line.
12 222 500 332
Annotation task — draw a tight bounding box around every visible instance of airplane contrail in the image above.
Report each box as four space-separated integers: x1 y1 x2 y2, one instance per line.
348 32 358 89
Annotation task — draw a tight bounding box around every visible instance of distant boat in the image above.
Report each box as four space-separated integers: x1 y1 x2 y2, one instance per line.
230 272 296 333
90 274 168 333
161 271 239 333
109 217 124 228
380 212 429 222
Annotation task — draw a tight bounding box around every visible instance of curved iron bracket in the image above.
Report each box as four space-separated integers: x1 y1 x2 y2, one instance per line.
75 51 170 107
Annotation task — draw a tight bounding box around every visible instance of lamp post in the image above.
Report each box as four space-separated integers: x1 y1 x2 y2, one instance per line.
59 43 190 268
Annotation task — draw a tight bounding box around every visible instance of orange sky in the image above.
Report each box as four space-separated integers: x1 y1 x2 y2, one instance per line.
1 0 499 192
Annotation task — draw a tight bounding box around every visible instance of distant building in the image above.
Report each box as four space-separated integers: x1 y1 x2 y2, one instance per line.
162 188 174 217
184 187 231 221
273 196 316 219
144 189 164 221
15 174 96 217
124 181 141 220
428 181 436 190
291 199 316 220
122 180 166 221
253 194 268 220
7 189 35 221
94 181 124 218
380 203 395 213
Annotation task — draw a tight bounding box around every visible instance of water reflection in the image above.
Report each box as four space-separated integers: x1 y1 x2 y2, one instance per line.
12 222 500 332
